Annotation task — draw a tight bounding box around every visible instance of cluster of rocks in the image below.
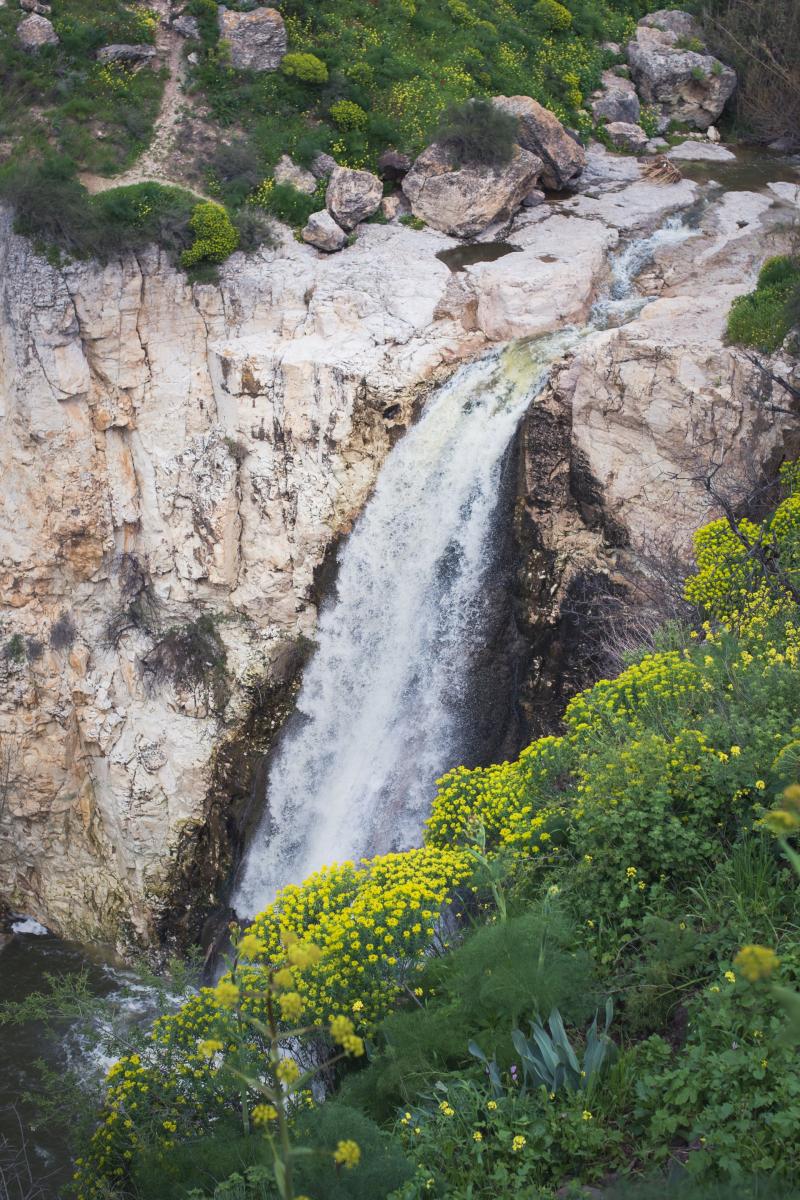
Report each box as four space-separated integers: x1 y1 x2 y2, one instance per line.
590 8 736 153
300 94 587 251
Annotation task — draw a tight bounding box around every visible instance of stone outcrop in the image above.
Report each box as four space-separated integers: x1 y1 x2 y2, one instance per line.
325 166 383 231
493 95 585 190
590 70 641 126
17 12 58 48
402 143 542 238
274 155 317 195
218 6 286 72
511 190 800 733
301 209 348 252
605 121 649 153
627 9 736 131
96 43 157 64
667 139 736 161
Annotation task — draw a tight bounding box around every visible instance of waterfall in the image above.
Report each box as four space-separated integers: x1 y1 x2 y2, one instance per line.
234 211 700 919
234 333 576 916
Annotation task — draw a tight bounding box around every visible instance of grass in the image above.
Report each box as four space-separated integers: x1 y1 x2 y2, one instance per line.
0 0 164 175
726 255 800 353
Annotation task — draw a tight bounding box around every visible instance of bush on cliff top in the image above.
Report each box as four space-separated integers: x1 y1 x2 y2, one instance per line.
726 255 800 352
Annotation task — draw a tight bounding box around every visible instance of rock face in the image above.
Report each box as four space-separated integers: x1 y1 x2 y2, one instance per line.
301 209 347 252
274 155 317 195
325 166 383 230
0 212 484 944
493 95 585 190
605 122 649 153
17 12 58 48
511 194 800 733
218 6 287 72
96 43 157 64
627 9 737 131
172 13 200 39
402 143 542 238
590 70 641 125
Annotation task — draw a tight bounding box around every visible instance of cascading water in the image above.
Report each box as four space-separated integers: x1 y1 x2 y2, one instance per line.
234 333 576 915
234 211 699 918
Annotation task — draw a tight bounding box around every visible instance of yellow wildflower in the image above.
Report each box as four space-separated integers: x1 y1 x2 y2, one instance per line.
333 1139 361 1169
733 944 780 983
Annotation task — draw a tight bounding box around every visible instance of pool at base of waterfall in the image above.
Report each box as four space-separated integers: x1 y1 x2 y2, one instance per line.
0 926 189 1196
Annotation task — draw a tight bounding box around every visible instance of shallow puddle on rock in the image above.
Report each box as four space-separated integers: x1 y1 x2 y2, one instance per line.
436 241 522 272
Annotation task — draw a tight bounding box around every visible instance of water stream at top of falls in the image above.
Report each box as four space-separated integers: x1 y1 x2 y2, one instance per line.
233 212 699 918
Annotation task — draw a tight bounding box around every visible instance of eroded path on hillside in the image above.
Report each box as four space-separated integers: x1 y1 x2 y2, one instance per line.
80 0 210 199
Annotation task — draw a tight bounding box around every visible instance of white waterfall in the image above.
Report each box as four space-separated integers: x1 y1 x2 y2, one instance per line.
234 211 700 919
234 333 576 916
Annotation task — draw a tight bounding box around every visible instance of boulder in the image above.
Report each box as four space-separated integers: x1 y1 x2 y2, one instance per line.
590 70 640 126
493 95 585 190
302 210 348 252
666 139 736 161
19 0 51 13
310 153 337 179
522 188 546 208
96 43 157 63
605 121 649 153
17 12 58 48
639 7 698 38
326 166 383 230
380 192 411 221
627 11 736 131
218 6 286 72
274 154 317 196
377 149 412 181
402 142 542 238
173 13 200 38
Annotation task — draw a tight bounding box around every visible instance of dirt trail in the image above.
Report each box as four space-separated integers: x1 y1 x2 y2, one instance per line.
80 0 210 199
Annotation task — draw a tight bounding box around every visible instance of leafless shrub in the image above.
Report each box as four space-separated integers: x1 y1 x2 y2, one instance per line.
104 554 162 648
49 613 77 652
0 1109 50 1200
139 614 229 711
0 738 24 825
701 0 800 144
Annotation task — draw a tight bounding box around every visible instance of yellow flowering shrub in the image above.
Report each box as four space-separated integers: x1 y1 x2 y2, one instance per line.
241 846 471 1024
180 202 239 268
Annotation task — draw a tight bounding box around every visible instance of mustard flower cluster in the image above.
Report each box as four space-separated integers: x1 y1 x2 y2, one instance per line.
241 846 471 1024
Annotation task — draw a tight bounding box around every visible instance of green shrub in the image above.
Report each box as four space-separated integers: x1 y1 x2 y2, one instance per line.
726 255 800 352
281 52 329 84
180 201 239 268
435 98 519 167
251 179 324 227
533 0 574 31
330 99 369 131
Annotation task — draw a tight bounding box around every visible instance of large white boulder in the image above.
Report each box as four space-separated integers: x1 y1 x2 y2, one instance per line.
401 143 542 238
493 95 585 190
627 9 736 131
218 6 286 71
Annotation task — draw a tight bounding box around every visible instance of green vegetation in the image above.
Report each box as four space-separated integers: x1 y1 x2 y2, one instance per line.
726 255 800 353
188 0 649 179
30 461 794 1198
0 156 201 265
0 0 163 175
180 201 240 268
435 98 520 167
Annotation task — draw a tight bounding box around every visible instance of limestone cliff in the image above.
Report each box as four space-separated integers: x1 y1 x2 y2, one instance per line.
0 152 798 945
